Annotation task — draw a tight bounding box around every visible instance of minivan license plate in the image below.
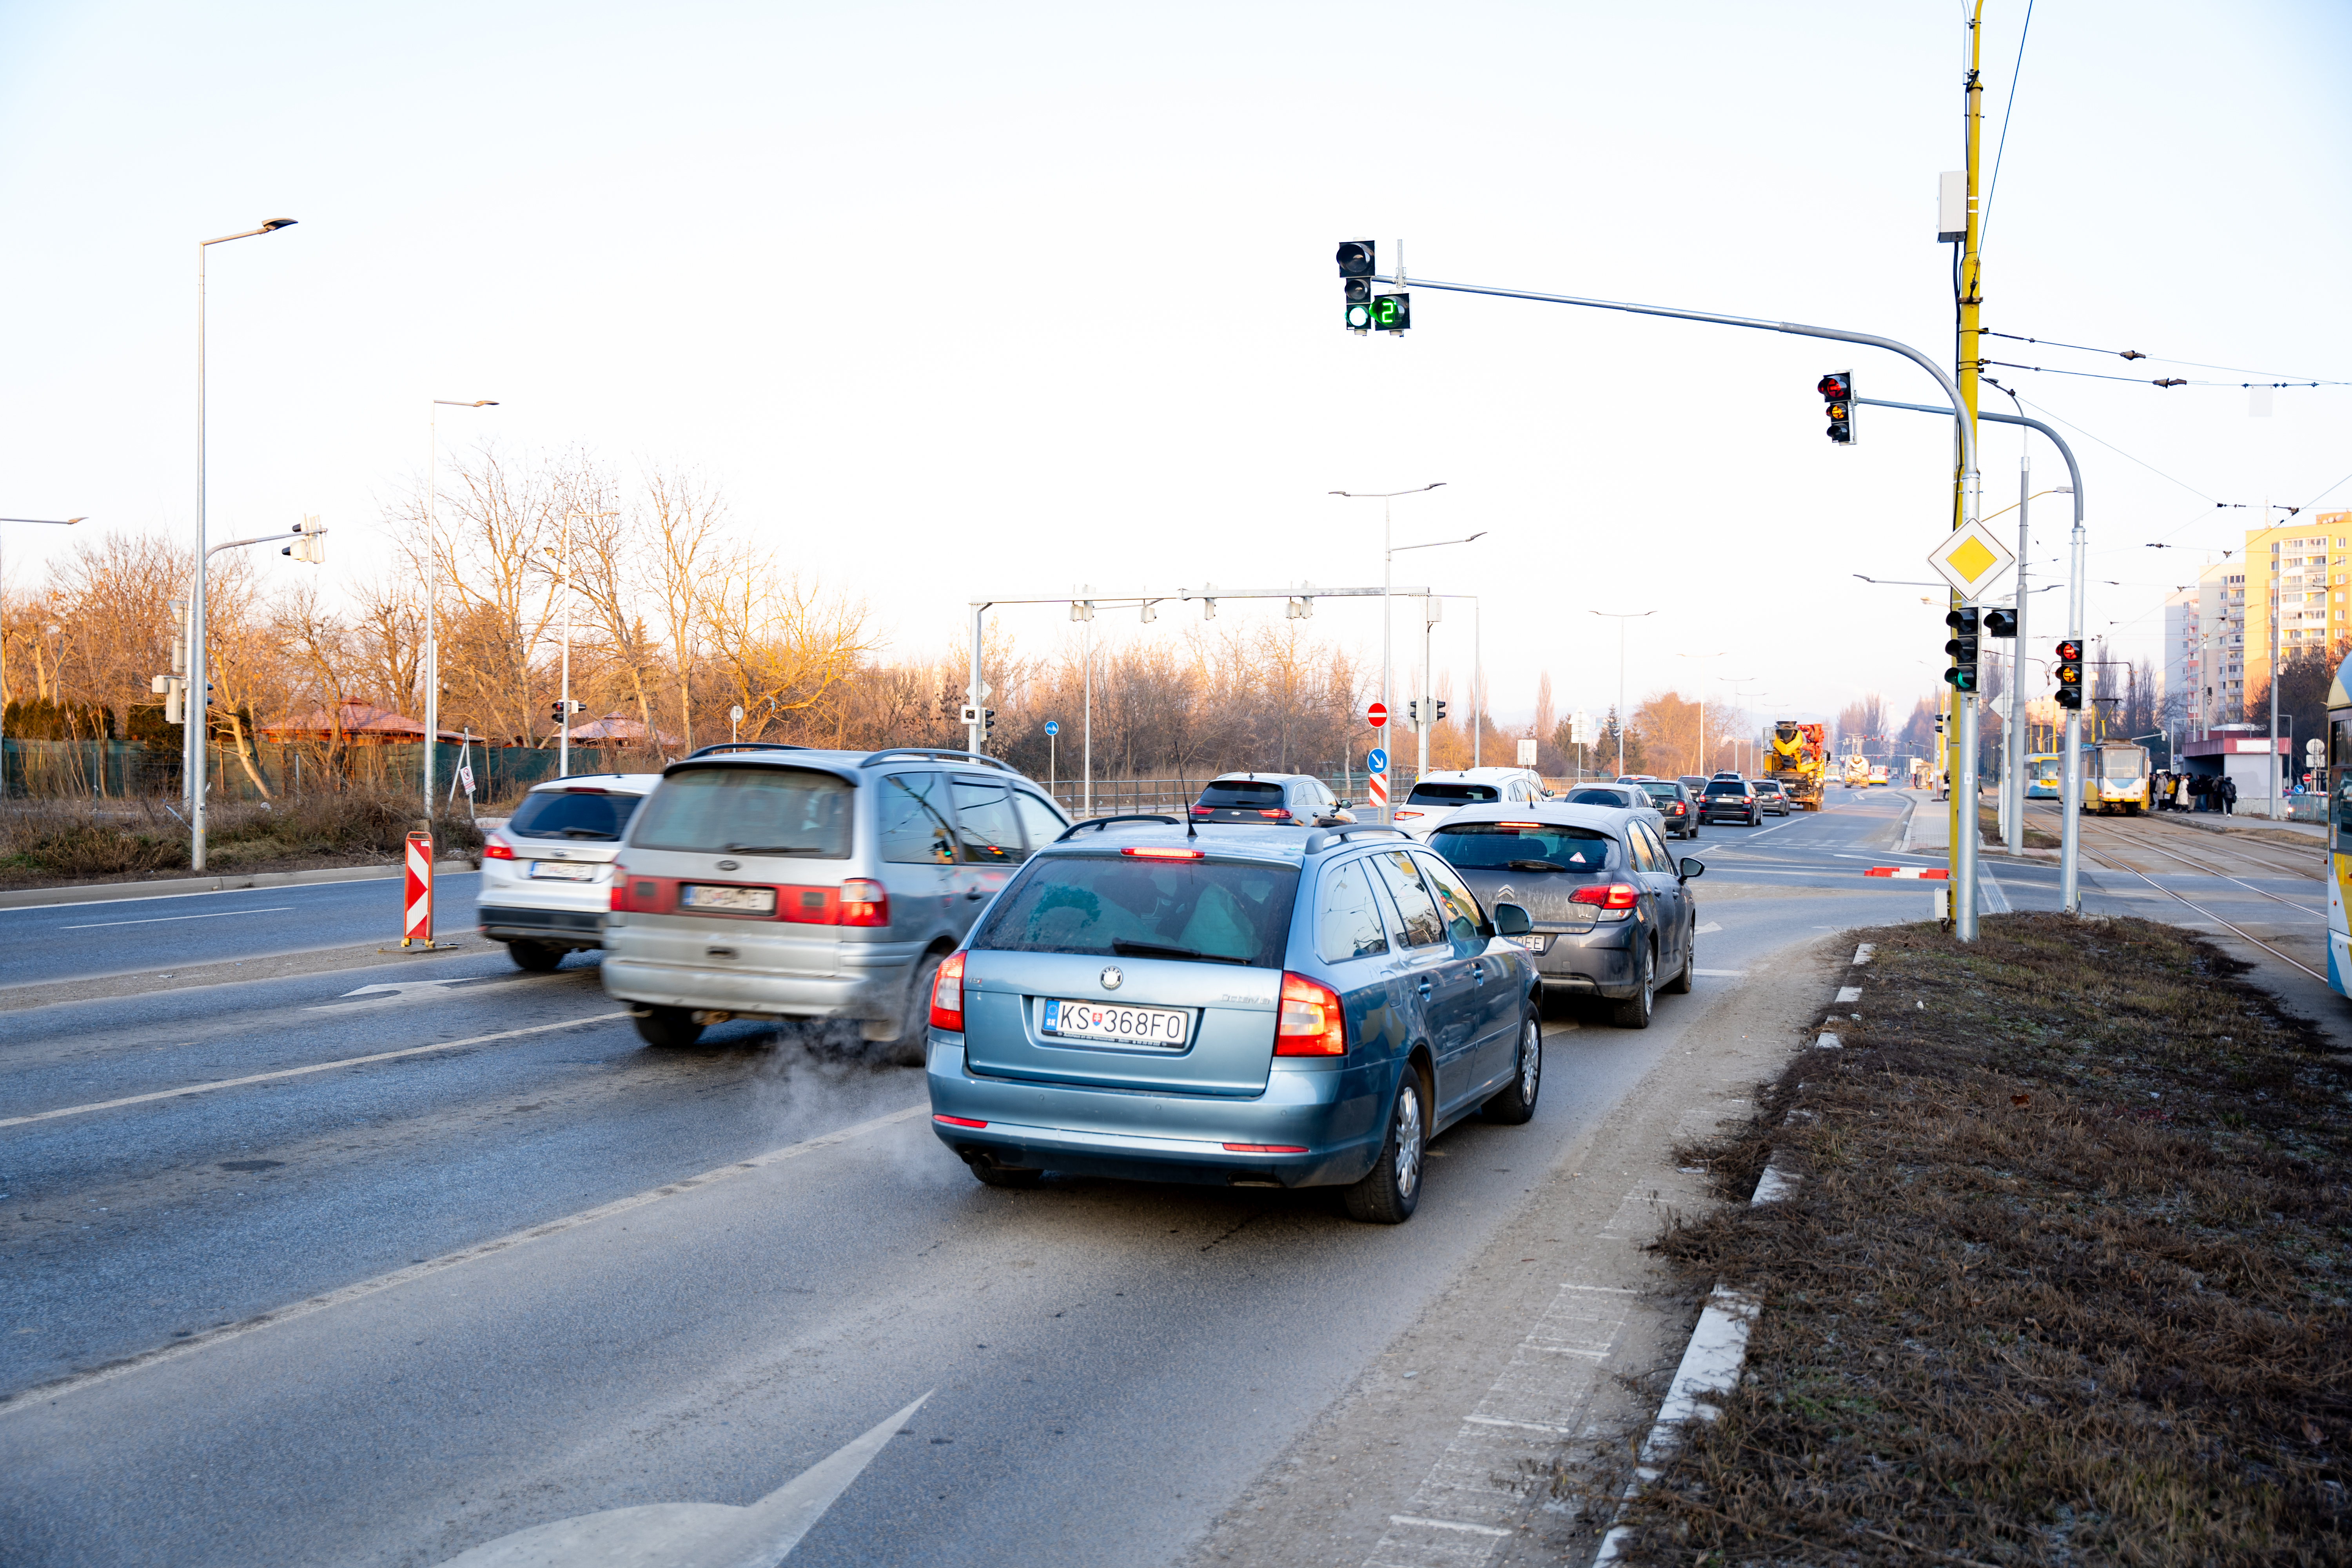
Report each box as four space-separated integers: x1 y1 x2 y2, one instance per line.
1043 999 1189 1047
681 883 776 915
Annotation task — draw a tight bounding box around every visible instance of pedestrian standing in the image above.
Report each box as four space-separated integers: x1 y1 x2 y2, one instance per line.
2222 775 2239 815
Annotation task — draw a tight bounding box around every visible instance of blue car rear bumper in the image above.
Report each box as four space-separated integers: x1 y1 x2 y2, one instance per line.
926 1034 1388 1188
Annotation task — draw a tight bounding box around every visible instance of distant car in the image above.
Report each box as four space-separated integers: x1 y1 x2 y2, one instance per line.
1634 778 1700 838
1710 771 1741 781
1699 778 1763 826
478 772 664 970
1189 773 1353 827
1390 767 1550 838
1430 802 1703 1029
1751 778 1791 817
1676 775 1709 797
924 818 1542 1221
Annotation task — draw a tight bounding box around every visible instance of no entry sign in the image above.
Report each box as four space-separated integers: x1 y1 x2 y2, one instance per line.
1367 702 1388 729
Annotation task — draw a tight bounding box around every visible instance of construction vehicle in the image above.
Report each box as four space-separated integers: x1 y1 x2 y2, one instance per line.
1767 720 1828 811
1843 753 1872 788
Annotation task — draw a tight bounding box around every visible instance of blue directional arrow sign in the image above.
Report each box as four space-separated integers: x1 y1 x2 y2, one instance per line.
1367 748 1388 774
1044 720 1059 736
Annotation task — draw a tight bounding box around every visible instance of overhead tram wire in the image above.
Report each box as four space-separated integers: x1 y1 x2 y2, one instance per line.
1975 0 2034 261
1980 331 2347 388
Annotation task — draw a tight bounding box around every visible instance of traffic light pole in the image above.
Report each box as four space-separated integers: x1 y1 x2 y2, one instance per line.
1392 272 1983 930
1858 397 2087 910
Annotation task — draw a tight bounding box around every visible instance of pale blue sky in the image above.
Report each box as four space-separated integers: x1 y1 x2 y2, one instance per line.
3 0 2346 729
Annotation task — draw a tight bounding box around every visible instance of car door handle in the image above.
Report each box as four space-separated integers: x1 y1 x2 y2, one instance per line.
1416 978 1434 998
964 889 987 900
1471 962 1486 982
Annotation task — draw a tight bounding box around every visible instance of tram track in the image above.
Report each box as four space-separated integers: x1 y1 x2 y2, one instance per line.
2052 825 2331 985
2024 803 2322 895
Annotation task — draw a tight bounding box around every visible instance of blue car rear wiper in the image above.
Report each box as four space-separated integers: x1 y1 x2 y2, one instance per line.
1110 939 1250 966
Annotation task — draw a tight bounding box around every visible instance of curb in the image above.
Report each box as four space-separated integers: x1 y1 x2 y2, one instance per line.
1589 940 1868 1564
0 859 478 911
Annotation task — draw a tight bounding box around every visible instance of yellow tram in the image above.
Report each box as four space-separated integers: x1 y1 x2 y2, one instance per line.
2078 739 2151 815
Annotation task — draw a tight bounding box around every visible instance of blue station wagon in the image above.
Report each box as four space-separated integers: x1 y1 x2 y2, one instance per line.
924 818 1543 1223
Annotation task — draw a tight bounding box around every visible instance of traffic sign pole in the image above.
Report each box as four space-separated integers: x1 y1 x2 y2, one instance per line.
1367 704 1390 824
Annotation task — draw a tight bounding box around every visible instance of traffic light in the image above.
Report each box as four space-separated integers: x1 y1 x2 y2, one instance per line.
1339 240 1376 334
1433 698 1448 725
2054 639 2084 710
550 699 583 723
982 707 996 739
1983 607 2017 638
1818 371 1856 445
1365 292 1410 334
1406 699 1419 728
281 518 326 564
1943 606 1980 692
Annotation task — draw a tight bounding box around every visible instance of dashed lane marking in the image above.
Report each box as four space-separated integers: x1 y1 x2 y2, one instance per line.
60 905 295 930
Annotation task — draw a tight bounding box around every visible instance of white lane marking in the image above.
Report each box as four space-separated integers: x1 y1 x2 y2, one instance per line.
1691 969 1747 978
0 1013 627 1131
60 905 296 930
434 1390 933 1567
0 872 481 917
311 976 494 1008
1834 986 1862 1004
0 1102 927 1412
1691 921 1722 935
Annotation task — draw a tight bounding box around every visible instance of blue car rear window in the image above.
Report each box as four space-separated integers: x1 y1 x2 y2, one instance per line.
1430 822 1615 871
974 855 1300 967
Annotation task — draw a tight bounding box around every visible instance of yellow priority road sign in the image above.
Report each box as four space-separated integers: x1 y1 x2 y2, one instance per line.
1926 518 2016 599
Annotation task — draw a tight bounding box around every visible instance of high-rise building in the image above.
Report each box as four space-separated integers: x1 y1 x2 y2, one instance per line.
2242 512 2352 707
2165 586 2196 735
2192 559 2247 731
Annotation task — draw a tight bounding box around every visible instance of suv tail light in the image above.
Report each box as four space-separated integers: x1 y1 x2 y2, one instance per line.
1273 972 1346 1056
483 838 515 860
1258 808 1292 821
840 878 889 927
1568 882 1641 911
929 952 966 1032
1190 804 1215 816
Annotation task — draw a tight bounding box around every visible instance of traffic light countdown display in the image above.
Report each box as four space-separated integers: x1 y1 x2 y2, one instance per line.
1337 241 1408 336
1943 607 1979 692
1818 372 1856 445
2053 640 2084 710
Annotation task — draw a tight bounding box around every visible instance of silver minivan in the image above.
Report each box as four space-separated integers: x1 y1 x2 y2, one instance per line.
601 745 1071 1058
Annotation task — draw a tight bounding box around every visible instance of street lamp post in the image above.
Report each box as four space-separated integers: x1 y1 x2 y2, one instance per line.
425 399 498 817
192 218 296 871
1675 651 1729 775
553 507 617 780
0 516 85 796
1330 483 1452 821
1591 610 1655 776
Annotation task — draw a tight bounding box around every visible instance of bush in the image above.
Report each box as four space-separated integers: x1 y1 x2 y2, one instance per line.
0 791 485 885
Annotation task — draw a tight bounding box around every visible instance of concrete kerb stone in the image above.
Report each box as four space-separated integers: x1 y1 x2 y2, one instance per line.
0 858 477 911
1588 960 1861 1564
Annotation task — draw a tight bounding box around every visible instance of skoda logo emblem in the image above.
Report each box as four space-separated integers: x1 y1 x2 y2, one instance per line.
1100 966 1123 991
715 859 740 871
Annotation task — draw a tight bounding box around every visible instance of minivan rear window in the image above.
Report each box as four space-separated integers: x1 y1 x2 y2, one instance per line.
507 788 644 841
630 767 853 858
974 855 1299 967
1195 780 1286 807
1430 822 1614 871
1406 783 1499 804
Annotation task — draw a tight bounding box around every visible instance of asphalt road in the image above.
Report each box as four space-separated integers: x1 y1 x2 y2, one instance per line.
0 873 483 987
0 791 1984 1568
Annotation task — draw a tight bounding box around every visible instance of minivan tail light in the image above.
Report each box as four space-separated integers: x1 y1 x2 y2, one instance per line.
929 952 966 1032
1274 972 1346 1056
839 878 889 927
1568 882 1641 911
483 839 515 860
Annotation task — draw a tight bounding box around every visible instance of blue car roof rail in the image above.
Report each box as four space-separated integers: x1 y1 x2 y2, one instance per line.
1301 825 1412 854
1055 814 1182 841
682 741 811 760
857 748 1018 773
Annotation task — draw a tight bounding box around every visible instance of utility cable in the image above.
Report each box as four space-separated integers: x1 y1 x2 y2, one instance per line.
1976 0 2034 259
1982 330 2346 387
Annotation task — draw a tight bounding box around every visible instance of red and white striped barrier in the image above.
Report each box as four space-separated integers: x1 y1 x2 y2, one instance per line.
403 830 434 946
1864 865 1948 880
1368 771 1388 812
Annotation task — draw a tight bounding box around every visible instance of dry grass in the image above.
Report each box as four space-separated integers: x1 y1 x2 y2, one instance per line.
1619 913 2352 1565
0 793 483 886
1978 803 2062 851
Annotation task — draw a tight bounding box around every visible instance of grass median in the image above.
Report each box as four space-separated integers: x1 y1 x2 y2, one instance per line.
0 792 484 887
1617 912 2352 1564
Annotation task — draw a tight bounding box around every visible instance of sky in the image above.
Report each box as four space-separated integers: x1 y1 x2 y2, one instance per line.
2 0 2347 736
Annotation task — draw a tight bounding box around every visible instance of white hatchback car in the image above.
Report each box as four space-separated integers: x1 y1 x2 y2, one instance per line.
477 772 664 970
1388 767 1551 839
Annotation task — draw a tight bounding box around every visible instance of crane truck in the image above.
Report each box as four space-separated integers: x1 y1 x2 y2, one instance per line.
1767 720 1828 811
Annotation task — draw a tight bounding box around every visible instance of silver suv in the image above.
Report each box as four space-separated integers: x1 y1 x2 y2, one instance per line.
601 745 1071 1058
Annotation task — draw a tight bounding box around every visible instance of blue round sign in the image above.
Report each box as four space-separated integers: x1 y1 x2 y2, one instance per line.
1044 720 1060 736
1367 748 1388 774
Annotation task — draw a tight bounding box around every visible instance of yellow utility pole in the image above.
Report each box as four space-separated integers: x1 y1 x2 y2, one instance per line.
1947 1 1987 877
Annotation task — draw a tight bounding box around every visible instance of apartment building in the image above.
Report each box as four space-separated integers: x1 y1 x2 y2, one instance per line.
2241 510 2352 707
2190 559 2247 730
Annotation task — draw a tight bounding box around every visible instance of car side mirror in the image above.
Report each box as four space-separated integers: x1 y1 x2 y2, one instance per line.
1678 858 1705 881
1491 901 1534 936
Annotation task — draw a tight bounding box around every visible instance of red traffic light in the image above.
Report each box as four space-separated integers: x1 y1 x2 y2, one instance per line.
2054 639 2083 661
1817 373 1851 400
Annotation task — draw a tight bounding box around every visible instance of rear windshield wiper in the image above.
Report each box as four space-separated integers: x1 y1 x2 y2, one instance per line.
1505 858 1570 872
721 843 829 856
557 826 617 839
1110 938 1251 966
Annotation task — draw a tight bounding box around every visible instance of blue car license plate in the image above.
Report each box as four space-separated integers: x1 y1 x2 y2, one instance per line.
1043 998 1189 1047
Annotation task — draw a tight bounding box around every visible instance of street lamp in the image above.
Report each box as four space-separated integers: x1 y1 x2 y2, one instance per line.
191 218 296 871
1731 690 1772 775
552 507 617 779
1675 651 1729 776
0 516 84 793
425 399 499 817
1331 483 1452 820
1590 610 1655 777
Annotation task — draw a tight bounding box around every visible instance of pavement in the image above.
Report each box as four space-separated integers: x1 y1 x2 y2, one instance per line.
1 786 2339 1568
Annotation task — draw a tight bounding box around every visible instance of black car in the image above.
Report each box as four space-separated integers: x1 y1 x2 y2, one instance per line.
1634 779 1700 839
1429 803 1703 1029
1699 777 1762 826
1188 772 1354 826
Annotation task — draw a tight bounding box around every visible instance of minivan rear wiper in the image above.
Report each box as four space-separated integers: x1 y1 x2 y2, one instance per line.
1110 939 1250 966
722 843 828 855
1505 858 1569 872
558 826 618 839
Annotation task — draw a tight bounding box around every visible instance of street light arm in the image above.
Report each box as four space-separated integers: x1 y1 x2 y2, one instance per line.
206 525 325 559
201 219 298 248
0 517 83 526
1390 531 1488 554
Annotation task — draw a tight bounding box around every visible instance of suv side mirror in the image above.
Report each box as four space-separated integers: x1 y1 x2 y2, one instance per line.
1491 901 1534 935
